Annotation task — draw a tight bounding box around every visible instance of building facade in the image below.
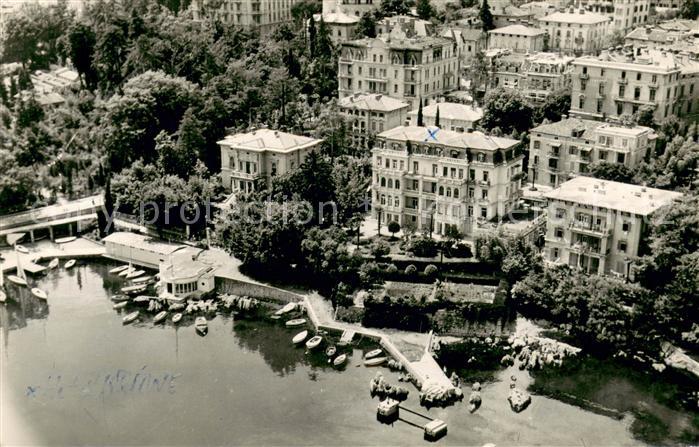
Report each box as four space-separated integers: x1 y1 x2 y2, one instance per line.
579 0 650 32
488 51 573 103
338 35 459 110
219 129 323 193
568 48 699 123
338 93 410 150
487 24 546 53
191 0 302 33
529 117 656 188
543 176 682 276
406 102 484 131
536 9 610 55
371 126 524 236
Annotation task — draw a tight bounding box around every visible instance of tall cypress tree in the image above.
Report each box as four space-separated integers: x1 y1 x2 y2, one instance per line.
480 0 495 32
417 98 424 127
308 17 317 58
435 105 440 128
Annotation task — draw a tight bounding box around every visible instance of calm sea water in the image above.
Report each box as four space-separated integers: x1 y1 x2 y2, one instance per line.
1 262 640 446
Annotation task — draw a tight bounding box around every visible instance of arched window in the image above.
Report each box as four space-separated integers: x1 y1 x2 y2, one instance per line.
394 197 400 207
395 180 400 189
454 188 459 198
446 187 452 197
380 194 386 205
388 179 393 188
381 177 386 187
439 186 444 195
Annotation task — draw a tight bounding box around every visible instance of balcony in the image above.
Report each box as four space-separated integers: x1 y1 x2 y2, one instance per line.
569 242 604 256
618 78 627 85
568 221 612 237
579 72 589 80
478 180 490 187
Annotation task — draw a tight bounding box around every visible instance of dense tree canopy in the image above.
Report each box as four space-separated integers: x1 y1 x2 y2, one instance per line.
480 88 534 135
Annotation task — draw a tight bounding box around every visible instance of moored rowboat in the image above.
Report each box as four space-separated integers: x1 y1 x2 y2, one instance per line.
333 354 347 366
122 311 139 324
195 316 208 335
64 259 76 269
110 294 130 302
326 346 337 357
172 313 182 324
292 330 308 344
364 356 387 367
7 275 27 286
31 288 47 300
15 245 29 254
113 301 128 310
109 265 129 274
169 303 185 311
55 236 76 244
133 295 156 303
275 302 296 316
131 276 152 284
119 267 135 277
153 311 168 324
285 318 306 327
48 258 59 269
365 349 383 359
306 335 323 350
125 269 145 279
121 284 147 295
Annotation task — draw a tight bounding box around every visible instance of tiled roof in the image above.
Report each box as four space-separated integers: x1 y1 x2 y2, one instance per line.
531 117 601 138
410 102 484 122
625 27 674 43
313 11 359 24
489 24 546 36
217 129 322 153
544 176 683 216
339 93 409 112
378 126 519 151
539 11 609 24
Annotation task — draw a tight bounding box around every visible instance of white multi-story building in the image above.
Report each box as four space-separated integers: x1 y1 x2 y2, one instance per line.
543 176 682 276
529 117 656 188
338 34 460 110
338 93 410 150
406 102 484 131
191 0 303 34
371 126 524 236
487 24 547 53
536 9 610 55
488 51 574 103
219 129 323 194
579 0 651 32
569 47 699 123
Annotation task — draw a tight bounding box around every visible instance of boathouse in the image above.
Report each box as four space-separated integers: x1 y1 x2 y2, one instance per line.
159 247 216 301
103 232 184 268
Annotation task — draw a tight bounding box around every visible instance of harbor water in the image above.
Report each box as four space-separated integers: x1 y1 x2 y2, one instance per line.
1 262 641 445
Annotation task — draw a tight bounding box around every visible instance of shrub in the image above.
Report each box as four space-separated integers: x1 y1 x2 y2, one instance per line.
409 236 438 257
405 264 418 275
386 263 398 274
359 261 382 288
424 264 438 276
370 239 391 259
387 221 401 237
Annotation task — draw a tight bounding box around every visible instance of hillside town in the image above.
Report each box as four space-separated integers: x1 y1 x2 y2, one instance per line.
1 0 699 445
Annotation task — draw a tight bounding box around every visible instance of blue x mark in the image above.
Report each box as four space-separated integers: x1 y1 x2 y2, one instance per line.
425 128 439 142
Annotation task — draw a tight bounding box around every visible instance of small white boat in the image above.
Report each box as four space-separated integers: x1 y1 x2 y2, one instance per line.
111 294 130 302
55 236 76 244
48 258 59 269
125 269 145 279
131 276 152 284
133 295 154 303
119 267 135 277
122 311 139 324
6 275 27 286
270 314 282 320
326 346 337 357
169 303 185 311
113 301 128 310
275 302 296 316
31 288 47 300
172 313 182 324
285 318 306 327
365 349 383 359
121 284 147 295
109 265 130 274
306 335 323 350
15 245 29 254
64 259 76 269
195 316 208 334
292 330 308 344
364 356 387 367
333 354 347 366
153 311 168 324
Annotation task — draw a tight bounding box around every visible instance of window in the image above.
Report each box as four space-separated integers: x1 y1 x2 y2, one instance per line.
617 153 625 164
652 74 657 83
617 102 623 115
617 240 627 253
446 188 452 197
619 85 625 97
555 208 566 219
649 89 656 101
480 207 487 218
621 71 626 79
533 140 541 149
597 99 603 113
598 150 607 161
458 169 464 179
634 87 641 100
395 180 400 189
579 97 584 109
622 221 631 232
555 227 564 238
432 164 438 176
468 187 474 198
481 189 488 199
636 72 641 81
392 160 397 169
388 179 393 188
468 206 474 217
443 166 448 177
454 188 459 198
439 186 444 195
413 161 419 172
381 177 386 187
